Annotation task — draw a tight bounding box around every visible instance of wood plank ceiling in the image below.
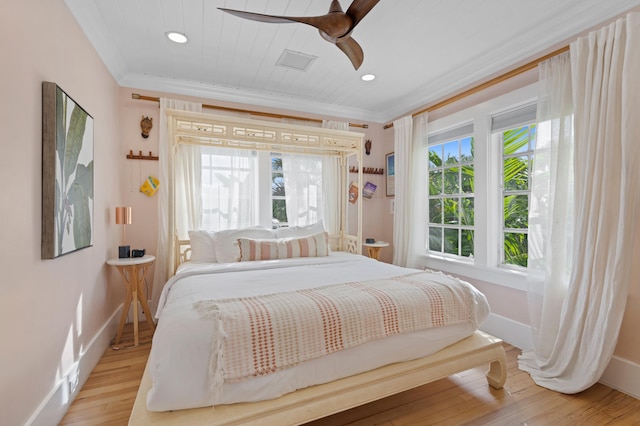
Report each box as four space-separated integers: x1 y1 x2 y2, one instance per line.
65 0 640 123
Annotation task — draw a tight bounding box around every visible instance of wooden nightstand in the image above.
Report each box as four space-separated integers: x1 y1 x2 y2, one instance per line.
363 241 389 261
107 255 156 347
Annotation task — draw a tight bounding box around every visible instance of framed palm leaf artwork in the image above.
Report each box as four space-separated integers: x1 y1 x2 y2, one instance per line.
42 82 94 259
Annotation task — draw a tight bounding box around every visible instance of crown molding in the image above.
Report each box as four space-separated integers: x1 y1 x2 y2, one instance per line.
120 73 389 124
382 2 640 121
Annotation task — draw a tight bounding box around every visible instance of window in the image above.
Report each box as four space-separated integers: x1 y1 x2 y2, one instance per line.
423 83 538 291
271 154 288 228
428 126 475 258
499 124 536 267
492 103 537 268
199 148 288 230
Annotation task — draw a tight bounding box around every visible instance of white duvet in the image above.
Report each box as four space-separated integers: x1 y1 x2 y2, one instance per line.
147 253 490 412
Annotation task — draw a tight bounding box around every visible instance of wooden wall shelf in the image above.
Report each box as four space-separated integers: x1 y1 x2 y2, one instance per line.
349 166 383 175
126 150 158 161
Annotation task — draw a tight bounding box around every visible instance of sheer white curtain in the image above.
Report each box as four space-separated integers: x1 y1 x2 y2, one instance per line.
523 52 575 360
519 13 640 393
200 147 258 230
175 145 202 239
280 120 346 232
151 99 201 315
282 153 323 227
321 120 348 235
392 113 428 268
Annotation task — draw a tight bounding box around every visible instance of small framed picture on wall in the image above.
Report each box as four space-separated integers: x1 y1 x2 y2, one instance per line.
385 152 395 197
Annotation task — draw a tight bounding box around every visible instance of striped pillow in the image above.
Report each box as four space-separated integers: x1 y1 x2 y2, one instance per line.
237 232 329 261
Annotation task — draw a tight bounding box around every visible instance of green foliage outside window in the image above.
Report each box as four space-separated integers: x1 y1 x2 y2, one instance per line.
502 125 536 267
428 137 474 258
271 156 288 226
427 125 534 267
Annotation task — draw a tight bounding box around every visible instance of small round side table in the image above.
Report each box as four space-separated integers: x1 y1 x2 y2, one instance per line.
107 255 156 347
363 241 389 261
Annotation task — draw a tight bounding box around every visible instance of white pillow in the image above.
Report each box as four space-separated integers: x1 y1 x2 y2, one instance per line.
274 221 325 239
238 232 329 261
188 230 217 263
213 227 274 263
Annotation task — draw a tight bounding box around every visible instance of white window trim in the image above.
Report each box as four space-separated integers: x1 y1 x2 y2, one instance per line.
420 83 538 291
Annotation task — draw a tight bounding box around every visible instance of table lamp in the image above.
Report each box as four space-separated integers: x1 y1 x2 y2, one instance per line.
115 206 132 258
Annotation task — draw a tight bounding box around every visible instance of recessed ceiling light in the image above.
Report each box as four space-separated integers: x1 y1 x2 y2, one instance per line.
361 74 376 82
166 31 188 44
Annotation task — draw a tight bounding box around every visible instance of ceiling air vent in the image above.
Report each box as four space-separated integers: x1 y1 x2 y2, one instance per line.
276 49 318 71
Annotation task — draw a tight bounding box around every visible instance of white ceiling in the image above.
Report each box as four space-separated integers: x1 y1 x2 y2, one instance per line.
65 0 640 123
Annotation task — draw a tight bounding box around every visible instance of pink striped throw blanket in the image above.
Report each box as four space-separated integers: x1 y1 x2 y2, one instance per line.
195 271 479 398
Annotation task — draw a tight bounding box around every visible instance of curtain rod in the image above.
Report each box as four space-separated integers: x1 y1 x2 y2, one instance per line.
382 45 570 130
131 94 368 129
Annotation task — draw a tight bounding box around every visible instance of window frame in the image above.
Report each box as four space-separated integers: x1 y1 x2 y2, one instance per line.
427 133 476 259
420 83 539 292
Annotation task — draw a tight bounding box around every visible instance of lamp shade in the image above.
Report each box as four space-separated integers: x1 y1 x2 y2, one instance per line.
115 207 132 225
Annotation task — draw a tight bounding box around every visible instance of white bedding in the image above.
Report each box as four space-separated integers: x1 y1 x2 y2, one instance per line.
147 253 490 412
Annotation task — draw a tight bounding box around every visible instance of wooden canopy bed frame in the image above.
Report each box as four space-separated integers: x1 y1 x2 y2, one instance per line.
129 110 507 425
165 109 365 274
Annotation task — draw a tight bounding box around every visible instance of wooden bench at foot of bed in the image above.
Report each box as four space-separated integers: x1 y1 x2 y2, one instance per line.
129 330 507 425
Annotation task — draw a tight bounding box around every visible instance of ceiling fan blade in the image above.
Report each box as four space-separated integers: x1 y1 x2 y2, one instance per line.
219 2 376 70
218 8 299 24
336 36 364 70
219 8 351 39
345 0 380 28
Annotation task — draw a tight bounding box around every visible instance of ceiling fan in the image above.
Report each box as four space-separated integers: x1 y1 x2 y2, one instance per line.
219 0 379 70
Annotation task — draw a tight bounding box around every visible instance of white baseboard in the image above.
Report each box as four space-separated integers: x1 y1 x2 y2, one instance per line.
600 356 640 399
27 306 121 426
480 313 534 351
481 313 640 400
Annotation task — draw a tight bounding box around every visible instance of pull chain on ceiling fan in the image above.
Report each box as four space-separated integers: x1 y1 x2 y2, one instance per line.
219 0 379 70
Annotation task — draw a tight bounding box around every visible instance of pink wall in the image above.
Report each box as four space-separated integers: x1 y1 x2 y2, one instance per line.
0 1 122 424
615 225 640 361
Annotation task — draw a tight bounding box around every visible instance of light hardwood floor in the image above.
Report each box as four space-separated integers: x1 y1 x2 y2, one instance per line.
61 324 640 425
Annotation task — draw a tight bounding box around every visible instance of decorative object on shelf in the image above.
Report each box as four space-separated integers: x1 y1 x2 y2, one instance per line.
349 182 359 204
386 152 395 197
140 176 160 197
365 139 372 155
348 166 383 175
362 181 377 199
41 82 94 259
115 206 132 258
140 115 153 138
126 150 158 161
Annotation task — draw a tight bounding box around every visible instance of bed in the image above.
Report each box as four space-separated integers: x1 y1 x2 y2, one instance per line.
129 111 506 424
